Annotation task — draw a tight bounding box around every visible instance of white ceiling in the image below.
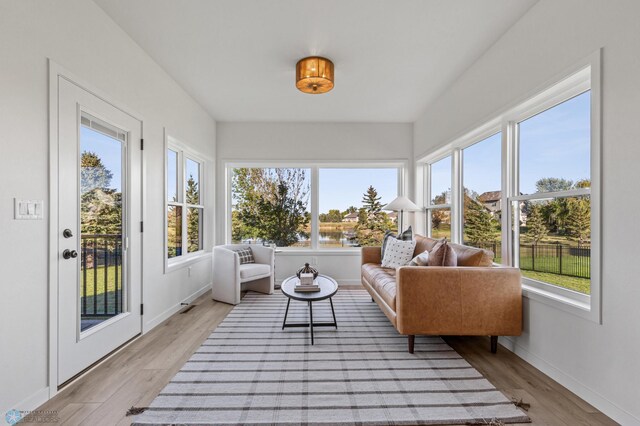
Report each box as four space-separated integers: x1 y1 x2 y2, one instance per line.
94 0 538 122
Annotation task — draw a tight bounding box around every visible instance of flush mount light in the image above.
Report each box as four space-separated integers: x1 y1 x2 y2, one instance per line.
296 56 334 94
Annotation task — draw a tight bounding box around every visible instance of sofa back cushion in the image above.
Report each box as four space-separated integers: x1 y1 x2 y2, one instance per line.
412 235 494 267
449 243 494 267
413 235 439 257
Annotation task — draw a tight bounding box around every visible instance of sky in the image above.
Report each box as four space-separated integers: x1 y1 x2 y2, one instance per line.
431 90 590 200
319 168 398 213
81 126 123 192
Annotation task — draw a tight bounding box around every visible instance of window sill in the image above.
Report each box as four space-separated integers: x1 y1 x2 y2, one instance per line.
521 281 600 323
165 251 211 273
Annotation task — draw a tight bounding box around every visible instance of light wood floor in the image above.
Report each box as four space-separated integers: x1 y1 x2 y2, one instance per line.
36 289 616 426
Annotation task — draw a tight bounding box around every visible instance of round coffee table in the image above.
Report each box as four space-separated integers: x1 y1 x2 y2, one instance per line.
280 274 338 345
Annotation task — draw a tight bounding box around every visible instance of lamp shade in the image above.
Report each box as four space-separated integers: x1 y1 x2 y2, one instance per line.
296 56 334 94
383 196 421 212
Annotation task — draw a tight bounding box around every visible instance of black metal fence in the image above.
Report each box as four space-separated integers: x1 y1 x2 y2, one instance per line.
81 234 123 317
465 241 591 279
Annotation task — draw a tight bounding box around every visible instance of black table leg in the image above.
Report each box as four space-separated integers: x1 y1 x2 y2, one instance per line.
329 297 337 329
309 301 314 345
282 298 291 330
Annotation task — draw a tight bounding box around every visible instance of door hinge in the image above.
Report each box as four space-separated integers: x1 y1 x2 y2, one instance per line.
140 221 144 232
140 138 144 150
140 303 144 315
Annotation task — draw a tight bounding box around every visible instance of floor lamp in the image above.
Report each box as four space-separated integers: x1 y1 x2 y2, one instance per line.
383 196 421 233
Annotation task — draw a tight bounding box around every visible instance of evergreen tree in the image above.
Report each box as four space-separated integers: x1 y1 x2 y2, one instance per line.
362 186 382 215
81 151 113 194
565 198 591 245
526 204 548 245
80 151 121 237
464 200 496 244
186 175 201 252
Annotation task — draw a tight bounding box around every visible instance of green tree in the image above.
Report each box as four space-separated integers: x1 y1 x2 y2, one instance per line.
526 204 548 245
81 151 113 194
240 182 309 247
355 186 392 246
186 175 201 252
80 152 121 236
362 186 382 215
565 198 590 245
464 199 496 244
535 177 573 193
319 209 342 223
343 206 358 215
232 168 309 244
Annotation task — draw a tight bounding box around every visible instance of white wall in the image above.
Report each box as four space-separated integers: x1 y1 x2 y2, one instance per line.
0 0 216 412
414 0 640 423
216 122 413 284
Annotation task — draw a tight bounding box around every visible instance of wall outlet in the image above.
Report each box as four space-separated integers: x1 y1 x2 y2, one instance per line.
188 266 192 277
310 257 318 266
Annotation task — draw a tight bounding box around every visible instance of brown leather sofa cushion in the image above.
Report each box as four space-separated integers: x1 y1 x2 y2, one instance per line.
413 235 439 257
412 235 493 267
449 243 494 267
361 263 397 310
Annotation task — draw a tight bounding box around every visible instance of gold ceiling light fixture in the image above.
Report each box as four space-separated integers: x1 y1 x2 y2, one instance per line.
296 56 334 94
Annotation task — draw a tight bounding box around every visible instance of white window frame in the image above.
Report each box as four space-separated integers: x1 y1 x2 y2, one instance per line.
225 160 407 253
416 51 601 322
165 133 208 272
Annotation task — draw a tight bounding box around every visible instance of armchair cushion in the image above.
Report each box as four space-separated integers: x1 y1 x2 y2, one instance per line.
233 247 255 264
239 263 271 281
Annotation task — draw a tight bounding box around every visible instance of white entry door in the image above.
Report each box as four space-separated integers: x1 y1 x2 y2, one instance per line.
57 77 142 385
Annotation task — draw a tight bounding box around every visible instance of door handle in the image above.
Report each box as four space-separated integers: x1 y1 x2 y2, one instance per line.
62 249 78 260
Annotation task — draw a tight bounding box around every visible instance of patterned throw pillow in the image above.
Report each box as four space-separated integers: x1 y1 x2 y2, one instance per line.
408 250 429 266
427 239 457 266
381 226 413 259
233 247 255 264
381 238 417 269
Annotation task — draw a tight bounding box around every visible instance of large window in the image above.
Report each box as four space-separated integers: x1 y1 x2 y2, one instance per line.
231 168 311 248
425 156 452 240
462 132 502 260
512 91 591 294
418 58 600 316
166 140 205 263
228 164 403 249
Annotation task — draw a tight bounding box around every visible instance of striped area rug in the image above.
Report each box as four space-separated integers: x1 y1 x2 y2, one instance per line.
133 290 530 425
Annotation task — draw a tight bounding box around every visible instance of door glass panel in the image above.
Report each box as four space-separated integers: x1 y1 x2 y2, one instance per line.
80 115 125 332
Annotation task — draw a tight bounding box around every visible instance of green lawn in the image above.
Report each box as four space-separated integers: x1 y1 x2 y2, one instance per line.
81 265 121 297
521 270 590 294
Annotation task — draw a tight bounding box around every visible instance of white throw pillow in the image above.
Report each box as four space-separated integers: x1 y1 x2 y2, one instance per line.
408 250 429 266
381 238 416 269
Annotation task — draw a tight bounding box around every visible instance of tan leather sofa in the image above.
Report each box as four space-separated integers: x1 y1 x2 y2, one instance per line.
361 235 522 353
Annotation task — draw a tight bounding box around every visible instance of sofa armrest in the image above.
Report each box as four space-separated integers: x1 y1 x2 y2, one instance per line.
395 266 522 336
361 246 382 265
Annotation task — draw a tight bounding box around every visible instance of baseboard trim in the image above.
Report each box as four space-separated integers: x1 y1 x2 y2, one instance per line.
143 283 211 333
2 386 50 416
501 336 639 425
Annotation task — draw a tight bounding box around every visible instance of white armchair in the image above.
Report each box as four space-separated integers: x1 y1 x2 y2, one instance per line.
212 244 275 305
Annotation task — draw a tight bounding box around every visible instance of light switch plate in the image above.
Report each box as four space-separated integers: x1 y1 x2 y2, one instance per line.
14 198 44 220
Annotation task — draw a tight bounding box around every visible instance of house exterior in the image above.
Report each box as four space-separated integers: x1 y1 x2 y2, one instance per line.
342 212 359 223
477 190 527 224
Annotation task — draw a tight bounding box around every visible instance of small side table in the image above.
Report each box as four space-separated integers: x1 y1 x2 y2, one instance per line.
280 274 338 345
